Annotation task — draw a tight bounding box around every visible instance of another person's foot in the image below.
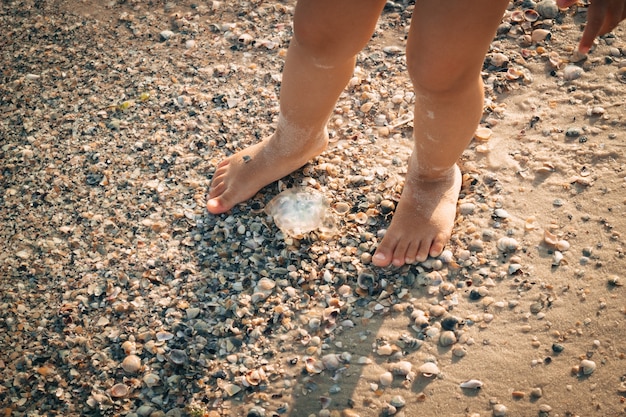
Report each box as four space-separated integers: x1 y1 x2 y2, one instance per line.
207 122 328 214
372 163 462 267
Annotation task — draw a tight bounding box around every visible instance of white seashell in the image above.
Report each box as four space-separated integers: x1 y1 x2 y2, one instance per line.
563 65 584 81
452 346 467 358
256 277 276 292
460 379 483 389
143 373 160 388
556 239 570 251
121 340 136 355
493 403 508 416
379 371 394 386
490 52 509 67
580 359 596 375
497 237 519 252
531 29 550 43
321 354 340 371
305 357 325 374
552 251 564 266
121 355 142 373
439 330 457 347
389 395 406 408
390 361 413 376
417 362 440 377
377 344 394 356
222 383 242 396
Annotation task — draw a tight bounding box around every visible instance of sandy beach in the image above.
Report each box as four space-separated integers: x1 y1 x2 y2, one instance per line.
1 1 625 416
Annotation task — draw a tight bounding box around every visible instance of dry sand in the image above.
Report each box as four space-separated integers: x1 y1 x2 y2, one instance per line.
1 1 625 416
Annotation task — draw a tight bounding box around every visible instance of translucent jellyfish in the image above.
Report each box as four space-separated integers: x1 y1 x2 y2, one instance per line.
265 188 334 236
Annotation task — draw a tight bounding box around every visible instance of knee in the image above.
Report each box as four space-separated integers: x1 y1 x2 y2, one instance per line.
292 19 358 66
407 53 482 96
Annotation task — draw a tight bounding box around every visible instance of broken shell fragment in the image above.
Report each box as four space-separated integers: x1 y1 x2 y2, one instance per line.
305 357 325 374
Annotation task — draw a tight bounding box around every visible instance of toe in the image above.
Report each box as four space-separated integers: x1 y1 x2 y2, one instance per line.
206 197 230 214
391 239 410 267
372 236 397 267
415 241 431 263
428 232 449 258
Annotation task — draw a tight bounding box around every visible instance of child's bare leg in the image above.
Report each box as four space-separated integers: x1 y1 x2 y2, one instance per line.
373 0 508 267
207 0 387 214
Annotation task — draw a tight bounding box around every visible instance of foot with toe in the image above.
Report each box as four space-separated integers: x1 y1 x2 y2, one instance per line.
372 164 462 268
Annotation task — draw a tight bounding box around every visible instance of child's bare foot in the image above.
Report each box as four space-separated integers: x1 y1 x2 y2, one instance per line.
207 120 328 214
372 163 462 267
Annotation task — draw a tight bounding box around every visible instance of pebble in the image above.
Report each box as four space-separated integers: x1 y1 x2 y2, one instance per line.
536 0 559 18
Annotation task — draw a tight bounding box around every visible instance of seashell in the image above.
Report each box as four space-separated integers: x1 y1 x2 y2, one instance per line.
110 383 129 398
524 9 540 22
322 306 340 324
490 52 509 67
439 282 456 296
548 51 563 69
256 277 276 292
354 212 368 225
505 67 524 80
377 344 395 356
390 361 412 376
608 275 623 287
460 379 484 389
531 28 550 43
556 239 570 251
169 349 188 365
156 331 174 342
439 249 454 263
452 346 467 358
121 340 136 355
238 33 253 45
321 354 341 371
357 269 379 295
379 371 394 386
474 126 492 141
497 237 519 252
381 404 397 416
439 330 457 347
244 369 265 387
417 362 440 378
510 10 525 22
305 357 325 374
222 383 242 396
143 373 160 388
399 333 423 349
580 359 596 375
552 251 564 266
493 403 508 416
441 315 460 331
121 355 142 373
389 395 406 408
536 0 559 18
563 65 584 81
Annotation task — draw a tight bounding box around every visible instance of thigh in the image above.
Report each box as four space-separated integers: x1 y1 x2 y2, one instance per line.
293 0 387 63
407 0 509 90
